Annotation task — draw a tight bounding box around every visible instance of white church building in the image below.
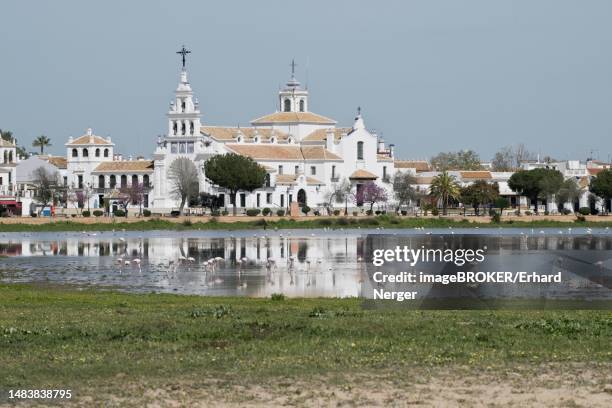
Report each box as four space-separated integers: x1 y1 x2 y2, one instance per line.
97 57 395 213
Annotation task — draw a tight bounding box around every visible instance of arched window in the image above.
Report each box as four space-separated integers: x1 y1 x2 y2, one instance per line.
83 148 89 158
120 175 127 188
72 148 78 158
190 121 194 135
265 174 271 187
173 121 178 135
299 99 305 112
95 148 100 157
143 175 149 187
283 99 291 112
3 151 7 163
181 100 186 112
8 151 13 162
109 175 116 188
104 148 109 158
181 122 186 135
357 141 364 160
98 175 105 188
131 175 138 187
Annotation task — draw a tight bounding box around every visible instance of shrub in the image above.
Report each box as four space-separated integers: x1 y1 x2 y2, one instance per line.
365 210 373 216
208 216 219 223
401 210 408 216
431 207 439 216
262 207 272 216
333 209 341 216
301 205 311 215
524 210 532 216
375 210 381 215
336 217 349 226
491 212 501 224
575 214 586 223
221 210 229 216
92 210 104 217
578 207 590 216
211 210 221 216
270 293 285 301
359 218 380 226
276 209 285 216
313 210 320 216
142 209 151 217
114 209 126 217
170 210 181 217
182 219 193 226
81 210 91 217
246 209 261 216
515 210 521 216
544 210 550 215
561 208 572 215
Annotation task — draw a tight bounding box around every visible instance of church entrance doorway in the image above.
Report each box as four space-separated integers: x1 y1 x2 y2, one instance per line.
297 189 306 207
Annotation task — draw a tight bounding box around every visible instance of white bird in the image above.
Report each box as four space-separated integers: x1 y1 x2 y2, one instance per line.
119 237 126 242
187 257 195 263
124 260 131 266
132 258 141 265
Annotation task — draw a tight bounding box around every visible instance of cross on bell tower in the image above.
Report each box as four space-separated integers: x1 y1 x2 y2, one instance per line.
176 45 191 69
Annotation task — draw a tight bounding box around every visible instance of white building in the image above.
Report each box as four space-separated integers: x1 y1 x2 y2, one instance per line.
8 55 611 217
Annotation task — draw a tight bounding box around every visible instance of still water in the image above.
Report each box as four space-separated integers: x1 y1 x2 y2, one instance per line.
0 228 611 299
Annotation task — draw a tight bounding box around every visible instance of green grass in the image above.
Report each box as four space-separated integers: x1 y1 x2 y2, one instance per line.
0 284 610 391
1 215 612 232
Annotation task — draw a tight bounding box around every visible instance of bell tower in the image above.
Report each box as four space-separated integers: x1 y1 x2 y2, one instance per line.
278 59 308 113
167 46 201 137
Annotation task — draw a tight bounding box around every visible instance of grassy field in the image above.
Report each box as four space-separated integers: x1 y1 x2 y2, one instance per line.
1 214 612 232
1 284 611 405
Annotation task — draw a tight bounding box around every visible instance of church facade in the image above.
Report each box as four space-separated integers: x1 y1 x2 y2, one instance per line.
148 61 400 214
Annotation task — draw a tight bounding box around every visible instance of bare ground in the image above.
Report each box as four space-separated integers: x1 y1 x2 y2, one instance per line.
8 363 612 407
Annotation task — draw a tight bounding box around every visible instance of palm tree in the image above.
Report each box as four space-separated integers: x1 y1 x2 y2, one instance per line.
429 171 461 215
0 129 13 142
32 135 52 155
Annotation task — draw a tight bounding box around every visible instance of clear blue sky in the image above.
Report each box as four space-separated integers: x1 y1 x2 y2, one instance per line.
1 0 611 162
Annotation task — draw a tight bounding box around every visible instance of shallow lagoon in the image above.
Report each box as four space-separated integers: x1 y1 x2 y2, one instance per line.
1 228 611 299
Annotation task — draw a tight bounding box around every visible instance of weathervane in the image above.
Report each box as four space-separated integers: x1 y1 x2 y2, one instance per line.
176 45 191 69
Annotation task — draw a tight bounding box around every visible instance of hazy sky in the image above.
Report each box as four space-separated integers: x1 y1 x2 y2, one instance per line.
1 0 611 162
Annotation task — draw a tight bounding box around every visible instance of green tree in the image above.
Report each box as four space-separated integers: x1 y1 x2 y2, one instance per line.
204 153 267 215
556 178 581 213
429 171 461 215
460 180 499 215
431 150 482 171
494 196 510 216
168 157 200 215
508 168 563 214
590 169 612 214
32 135 52 155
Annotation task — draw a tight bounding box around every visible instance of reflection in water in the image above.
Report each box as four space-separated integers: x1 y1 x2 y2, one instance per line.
0 231 367 297
0 228 611 299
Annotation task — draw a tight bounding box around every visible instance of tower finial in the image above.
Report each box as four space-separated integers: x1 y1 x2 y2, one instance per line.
176 45 191 70
290 59 297 77
357 106 361 116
